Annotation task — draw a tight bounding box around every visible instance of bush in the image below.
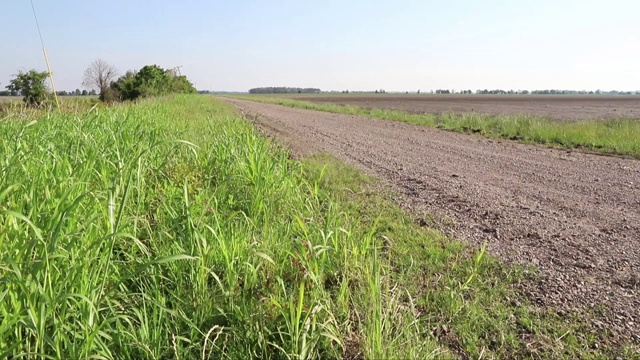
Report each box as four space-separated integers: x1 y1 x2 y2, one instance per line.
108 65 196 101
5 70 51 107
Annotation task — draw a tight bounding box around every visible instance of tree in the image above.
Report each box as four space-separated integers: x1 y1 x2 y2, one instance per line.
82 59 118 101
5 70 50 106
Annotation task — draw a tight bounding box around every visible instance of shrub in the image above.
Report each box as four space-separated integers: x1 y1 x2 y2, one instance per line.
5 70 51 107
108 65 196 101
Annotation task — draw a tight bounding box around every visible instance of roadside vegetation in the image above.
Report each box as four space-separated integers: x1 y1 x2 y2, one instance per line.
2 60 195 107
105 64 196 102
1 96 634 358
236 96 640 158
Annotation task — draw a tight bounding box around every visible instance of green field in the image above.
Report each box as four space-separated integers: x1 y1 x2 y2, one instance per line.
0 96 632 359
234 95 640 158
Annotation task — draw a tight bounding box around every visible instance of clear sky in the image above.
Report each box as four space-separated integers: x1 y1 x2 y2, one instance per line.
1 0 638 92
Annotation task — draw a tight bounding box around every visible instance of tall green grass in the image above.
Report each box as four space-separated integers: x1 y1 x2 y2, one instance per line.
0 96 437 359
234 96 640 158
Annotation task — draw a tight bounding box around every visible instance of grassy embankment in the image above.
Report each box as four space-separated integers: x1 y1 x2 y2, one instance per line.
233 95 640 158
0 96 632 359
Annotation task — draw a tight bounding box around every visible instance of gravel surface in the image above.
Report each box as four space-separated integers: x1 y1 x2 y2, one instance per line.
225 98 640 343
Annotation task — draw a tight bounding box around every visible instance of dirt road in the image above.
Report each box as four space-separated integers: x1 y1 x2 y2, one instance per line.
225 98 640 341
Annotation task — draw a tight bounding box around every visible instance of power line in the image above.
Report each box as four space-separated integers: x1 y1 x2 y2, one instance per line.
30 0 59 108
30 0 45 49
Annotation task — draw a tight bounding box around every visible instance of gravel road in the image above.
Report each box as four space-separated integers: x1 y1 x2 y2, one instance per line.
225 98 640 342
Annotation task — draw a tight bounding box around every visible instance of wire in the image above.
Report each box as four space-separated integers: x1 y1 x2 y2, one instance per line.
30 0 46 49
29 0 60 108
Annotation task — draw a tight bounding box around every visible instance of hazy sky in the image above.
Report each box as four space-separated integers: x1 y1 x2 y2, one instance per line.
1 0 638 92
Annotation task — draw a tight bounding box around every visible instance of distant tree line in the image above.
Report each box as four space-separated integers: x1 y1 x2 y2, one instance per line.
249 87 321 94
472 89 640 95
529 89 638 95
53 89 97 96
476 89 518 94
431 89 640 95
436 89 473 94
322 89 640 95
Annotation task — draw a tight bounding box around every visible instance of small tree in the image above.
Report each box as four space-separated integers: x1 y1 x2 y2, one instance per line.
5 70 50 106
82 59 118 101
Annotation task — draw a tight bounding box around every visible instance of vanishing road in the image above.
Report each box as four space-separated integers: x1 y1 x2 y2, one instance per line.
225 98 640 342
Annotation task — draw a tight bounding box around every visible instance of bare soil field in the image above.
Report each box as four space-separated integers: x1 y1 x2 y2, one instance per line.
293 94 640 121
225 98 640 345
